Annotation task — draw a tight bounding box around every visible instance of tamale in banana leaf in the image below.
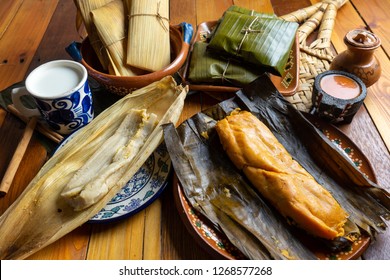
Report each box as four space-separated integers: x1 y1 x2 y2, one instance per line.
164 74 389 259
233 76 389 239
0 76 187 260
187 41 265 87
164 115 317 260
208 11 298 76
207 6 277 40
227 5 277 18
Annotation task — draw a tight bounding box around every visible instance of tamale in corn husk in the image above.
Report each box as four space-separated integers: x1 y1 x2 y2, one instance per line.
187 41 265 87
0 76 187 260
126 0 170 72
208 11 298 76
73 0 112 70
91 0 146 76
164 74 390 259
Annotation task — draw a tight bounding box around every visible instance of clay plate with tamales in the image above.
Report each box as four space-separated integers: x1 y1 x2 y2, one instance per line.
164 74 389 260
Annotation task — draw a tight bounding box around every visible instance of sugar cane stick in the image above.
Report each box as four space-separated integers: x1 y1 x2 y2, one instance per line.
0 116 37 196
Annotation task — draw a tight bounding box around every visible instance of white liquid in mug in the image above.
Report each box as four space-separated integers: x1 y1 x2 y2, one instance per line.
27 63 84 98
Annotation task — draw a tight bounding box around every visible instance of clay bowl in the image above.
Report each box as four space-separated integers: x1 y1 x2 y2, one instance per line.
67 23 193 96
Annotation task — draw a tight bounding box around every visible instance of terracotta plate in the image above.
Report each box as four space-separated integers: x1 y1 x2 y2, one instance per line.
173 116 373 260
181 21 299 97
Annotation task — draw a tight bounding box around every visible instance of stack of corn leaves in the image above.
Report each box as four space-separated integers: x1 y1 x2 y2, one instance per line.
126 0 171 72
0 76 187 259
74 0 171 76
280 0 348 112
91 0 146 76
74 0 112 71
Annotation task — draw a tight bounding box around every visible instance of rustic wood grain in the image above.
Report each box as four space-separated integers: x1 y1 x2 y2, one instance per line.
0 0 59 91
87 211 145 260
143 199 162 260
351 0 390 52
0 0 23 40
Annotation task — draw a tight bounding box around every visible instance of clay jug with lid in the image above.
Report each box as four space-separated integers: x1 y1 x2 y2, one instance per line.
330 28 381 87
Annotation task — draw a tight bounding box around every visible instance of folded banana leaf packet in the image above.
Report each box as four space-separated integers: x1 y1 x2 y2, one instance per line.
163 74 390 260
187 41 266 87
208 11 298 76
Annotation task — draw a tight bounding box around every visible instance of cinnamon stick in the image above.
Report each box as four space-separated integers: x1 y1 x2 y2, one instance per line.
7 104 63 144
0 117 37 196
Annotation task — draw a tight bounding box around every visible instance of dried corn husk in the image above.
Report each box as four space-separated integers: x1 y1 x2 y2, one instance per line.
282 0 348 112
73 0 112 70
0 76 187 260
91 0 145 76
126 0 170 72
208 11 298 76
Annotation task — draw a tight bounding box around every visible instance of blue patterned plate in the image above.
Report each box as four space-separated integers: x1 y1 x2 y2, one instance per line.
56 135 171 223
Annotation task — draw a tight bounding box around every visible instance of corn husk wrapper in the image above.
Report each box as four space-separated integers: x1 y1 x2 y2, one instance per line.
91 0 146 76
188 42 265 87
73 0 112 70
126 0 170 72
0 76 187 260
208 11 298 76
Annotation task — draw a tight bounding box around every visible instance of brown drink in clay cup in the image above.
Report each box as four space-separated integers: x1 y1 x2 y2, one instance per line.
311 70 367 124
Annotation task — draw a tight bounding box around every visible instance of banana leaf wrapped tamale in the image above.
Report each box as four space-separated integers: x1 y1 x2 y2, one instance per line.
164 74 389 259
187 41 265 87
227 5 277 18
207 6 277 40
215 110 348 240
208 11 298 76
164 114 317 260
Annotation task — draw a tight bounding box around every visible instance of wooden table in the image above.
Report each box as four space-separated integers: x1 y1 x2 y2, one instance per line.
0 0 389 260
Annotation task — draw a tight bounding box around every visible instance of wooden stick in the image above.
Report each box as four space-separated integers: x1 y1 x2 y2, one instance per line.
0 117 37 196
7 104 63 144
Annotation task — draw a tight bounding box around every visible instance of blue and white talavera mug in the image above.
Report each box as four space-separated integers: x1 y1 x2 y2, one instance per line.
12 60 94 135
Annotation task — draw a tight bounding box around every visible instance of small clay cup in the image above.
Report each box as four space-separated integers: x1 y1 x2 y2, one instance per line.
311 70 367 124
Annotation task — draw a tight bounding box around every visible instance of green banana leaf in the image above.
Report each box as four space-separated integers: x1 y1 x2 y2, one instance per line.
208 11 298 76
187 41 266 87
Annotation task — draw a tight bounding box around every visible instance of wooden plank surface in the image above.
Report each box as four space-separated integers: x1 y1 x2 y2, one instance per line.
0 0 23 40
0 0 59 91
351 0 390 52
